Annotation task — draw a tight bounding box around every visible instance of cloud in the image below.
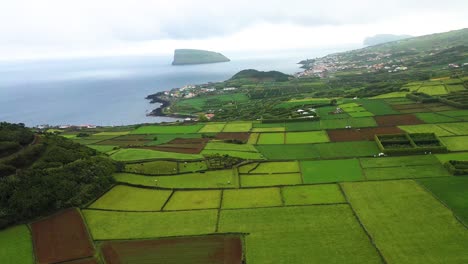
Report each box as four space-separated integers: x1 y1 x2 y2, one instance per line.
0 0 467 60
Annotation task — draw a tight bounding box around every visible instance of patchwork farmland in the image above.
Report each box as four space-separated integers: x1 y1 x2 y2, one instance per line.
2 97 468 264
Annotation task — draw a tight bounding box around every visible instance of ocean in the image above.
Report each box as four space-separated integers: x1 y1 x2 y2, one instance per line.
0 48 356 126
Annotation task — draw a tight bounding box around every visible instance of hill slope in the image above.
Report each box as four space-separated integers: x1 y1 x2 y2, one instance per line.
172 49 230 65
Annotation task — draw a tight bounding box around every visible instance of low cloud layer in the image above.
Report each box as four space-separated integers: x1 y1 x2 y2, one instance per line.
0 0 467 60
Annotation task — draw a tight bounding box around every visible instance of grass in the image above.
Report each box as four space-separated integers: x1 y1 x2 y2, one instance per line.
438 110 468 117
247 133 259 144
415 112 458 123
371 92 408 99
435 152 468 163
222 188 282 209
417 177 468 226
93 131 131 136
246 161 300 174
348 111 374 117
131 125 203 134
320 117 377 129
285 121 321 131
418 85 448 95
146 134 202 145
87 145 118 153
218 205 382 264
240 173 302 187
89 185 172 211
252 127 285 132
200 149 264 160
222 122 252 132
197 123 225 133
316 141 379 158
440 136 468 151
285 131 329 144
178 161 208 173
360 155 440 168
204 142 258 152
0 225 34 264
110 148 202 161
125 160 178 175
363 165 451 180
436 122 468 135
342 180 468 264
256 144 320 160
257 133 284 144
300 159 363 184
164 190 221 210
114 170 237 189
398 124 455 137
281 184 345 205
82 209 218 240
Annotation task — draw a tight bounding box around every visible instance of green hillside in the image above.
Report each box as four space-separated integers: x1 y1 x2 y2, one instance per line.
172 49 230 65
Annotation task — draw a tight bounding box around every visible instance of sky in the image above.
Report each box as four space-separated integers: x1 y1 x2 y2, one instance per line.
1 0 467 61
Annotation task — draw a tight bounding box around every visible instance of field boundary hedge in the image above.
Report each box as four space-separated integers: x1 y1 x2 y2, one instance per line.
375 133 447 155
444 160 468 176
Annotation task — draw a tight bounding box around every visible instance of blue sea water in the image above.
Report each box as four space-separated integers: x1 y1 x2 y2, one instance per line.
0 48 357 126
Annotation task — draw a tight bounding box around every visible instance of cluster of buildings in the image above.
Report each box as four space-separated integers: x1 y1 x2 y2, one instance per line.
162 83 237 100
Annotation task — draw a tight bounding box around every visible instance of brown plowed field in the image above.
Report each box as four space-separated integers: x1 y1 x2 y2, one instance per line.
375 114 424 127
327 127 403 142
62 258 99 264
215 132 250 143
136 138 209 154
31 208 94 264
101 235 243 264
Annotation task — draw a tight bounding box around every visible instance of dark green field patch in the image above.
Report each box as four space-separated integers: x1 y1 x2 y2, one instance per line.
300 159 363 184
364 165 451 180
281 184 345 205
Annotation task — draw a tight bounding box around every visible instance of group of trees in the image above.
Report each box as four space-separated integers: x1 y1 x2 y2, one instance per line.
0 123 120 228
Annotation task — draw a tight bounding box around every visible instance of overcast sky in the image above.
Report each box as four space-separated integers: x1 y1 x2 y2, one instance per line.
1 0 467 61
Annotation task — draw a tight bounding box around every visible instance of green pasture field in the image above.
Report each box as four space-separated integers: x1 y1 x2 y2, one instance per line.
247 133 260 144
360 155 439 168
284 121 321 131
218 205 382 264
281 184 346 205
446 85 466 92
417 177 468 225
257 133 284 144
435 152 468 163
371 92 409 99
300 159 363 184
342 180 468 264
197 123 225 133
204 142 258 152
348 111 374 117
440 136 468 151
320 117 377 130
89 185 172 211
398 124 455 136
253 123 285 128
414 113 459 123
222 122 252 132
178 161 208 173
252 127 285 132
240 173 302 187
93 131 131 136
363 165 451 180
418 85 448 95
114 170 237 189
315 106 350 120
71 135 119 145
110 148 203 161
164 190 221 211
436 122 468 135
0 225 34 264
438 110 468 117
237 162 258 174
201 149 265 160
316 141 379 159
275 98 331 108
222 188 282 209
246 161 300 174
125 160 178 175
256 144 320 160
87 145 118 153
131 125 203 134
285 131 329 144
83 209 218 240
145 134 202 145
174 93 249 111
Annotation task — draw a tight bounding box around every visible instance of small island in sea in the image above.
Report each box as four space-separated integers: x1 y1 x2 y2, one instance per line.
172 49 230 65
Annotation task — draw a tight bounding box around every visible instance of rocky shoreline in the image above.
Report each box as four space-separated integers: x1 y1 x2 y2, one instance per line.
145 92 193 118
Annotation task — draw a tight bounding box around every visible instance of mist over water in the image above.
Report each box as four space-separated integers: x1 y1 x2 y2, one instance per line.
0 47 358 126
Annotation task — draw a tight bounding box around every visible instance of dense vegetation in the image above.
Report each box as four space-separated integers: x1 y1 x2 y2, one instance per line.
172 49 230 65
0 123 120 228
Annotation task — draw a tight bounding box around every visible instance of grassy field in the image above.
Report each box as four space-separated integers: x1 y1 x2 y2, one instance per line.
435 152 468 163
285 131 330 144
114 170 237 189
363 165 451 180
0 225 34 264
131 125 203 134
398 124 455 136
256 144 320 160
93 131 131 136
110 148 203 161
285 121 321 131
315 141 379 158
178 160 208 173
125 160 178 175
87 145 118 153
164 190 221 210
417 177 468 226
197 123 225 133
240 173 302 187
342 180 468 264
300 159 364 184
201 149 265 160
437 122 468 135
244 161 300 174
256 133 284 144
145 134 202 145
360 155 440 168
83 209 218 240
222 188 283 209
415 112 459 123
222 122 252 132
320 117 377 129
89 185 172 211
247 133 259 144
281 184 345 205
218 205 382 263
440 136 468 151
204 142 258 152
251 127 285 132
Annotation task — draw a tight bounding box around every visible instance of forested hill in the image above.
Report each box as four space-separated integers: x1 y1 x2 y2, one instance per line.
172 49 230 65
230 69 291 82
0 122 120 228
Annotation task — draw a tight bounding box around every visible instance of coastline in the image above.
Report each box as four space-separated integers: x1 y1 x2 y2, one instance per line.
145 92 194 119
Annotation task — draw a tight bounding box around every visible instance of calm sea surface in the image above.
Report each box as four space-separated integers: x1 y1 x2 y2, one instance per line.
0 48 356 126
